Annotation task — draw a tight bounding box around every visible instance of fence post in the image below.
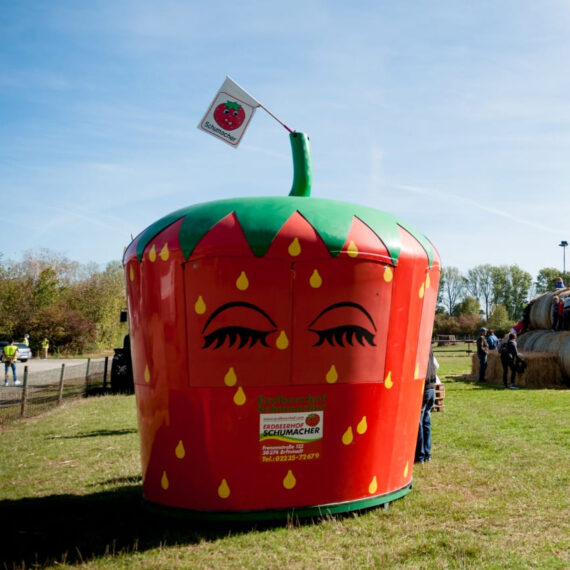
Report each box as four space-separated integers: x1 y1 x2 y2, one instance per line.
84 358 91 397
103 356 109 390
20 366 29 418
57 363 66 405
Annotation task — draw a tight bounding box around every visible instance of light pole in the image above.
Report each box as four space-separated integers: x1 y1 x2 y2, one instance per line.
560 240 568 284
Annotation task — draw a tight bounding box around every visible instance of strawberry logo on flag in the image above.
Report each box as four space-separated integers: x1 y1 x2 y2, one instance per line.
198 77 260 147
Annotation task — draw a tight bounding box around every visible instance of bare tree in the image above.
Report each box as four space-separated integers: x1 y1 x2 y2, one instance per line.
440 266 465 316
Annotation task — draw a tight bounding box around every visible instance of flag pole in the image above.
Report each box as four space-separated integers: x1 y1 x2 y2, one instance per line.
259 104 293 133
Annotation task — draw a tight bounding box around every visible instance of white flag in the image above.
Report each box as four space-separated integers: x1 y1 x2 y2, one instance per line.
198 76 260 147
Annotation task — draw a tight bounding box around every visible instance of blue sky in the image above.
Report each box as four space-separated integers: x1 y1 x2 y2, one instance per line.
2 0 569 281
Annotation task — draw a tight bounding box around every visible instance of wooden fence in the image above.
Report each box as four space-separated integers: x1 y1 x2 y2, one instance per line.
0 358 110 425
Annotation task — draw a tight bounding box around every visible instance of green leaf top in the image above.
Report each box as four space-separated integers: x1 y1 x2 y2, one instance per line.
131 196 437 268
224 101 242 110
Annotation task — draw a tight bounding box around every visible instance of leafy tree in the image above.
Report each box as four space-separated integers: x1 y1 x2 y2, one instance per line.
535 267 564 294
486 304 511 337
453 295 480 317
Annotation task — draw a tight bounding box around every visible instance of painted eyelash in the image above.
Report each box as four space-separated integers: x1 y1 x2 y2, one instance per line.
202 326 276 349
309 325 376 347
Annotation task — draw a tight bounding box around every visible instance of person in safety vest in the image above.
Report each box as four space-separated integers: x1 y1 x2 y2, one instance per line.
23 333 30 346
3 339 19 386
41 338 49 359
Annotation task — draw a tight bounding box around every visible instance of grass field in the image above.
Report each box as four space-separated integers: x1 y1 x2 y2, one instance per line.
1 351 569 569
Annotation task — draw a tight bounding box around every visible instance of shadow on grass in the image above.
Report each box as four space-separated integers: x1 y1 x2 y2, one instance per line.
46 428 138 439
1 485 344 567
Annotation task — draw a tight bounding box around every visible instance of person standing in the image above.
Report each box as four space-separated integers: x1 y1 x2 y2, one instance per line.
415 348 437 463
555 277 565 289
552 296 560 331
3 339 19 386
23 333 30 346
41 337 49 359
500 332 520 389
486 329 499 350
476 327 489 382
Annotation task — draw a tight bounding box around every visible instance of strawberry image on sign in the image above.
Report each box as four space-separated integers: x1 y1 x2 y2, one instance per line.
213 100 246 131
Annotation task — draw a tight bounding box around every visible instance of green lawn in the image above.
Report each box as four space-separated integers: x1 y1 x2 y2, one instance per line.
1 352 569 569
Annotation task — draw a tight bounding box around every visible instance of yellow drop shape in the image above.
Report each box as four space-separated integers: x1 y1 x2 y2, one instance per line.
415 363 420 378
161 471 169 490
369 476 378 494
233 386 246 406
342 426 354 445
144 365 150 383
276 331 289 350
288 237 301 257
426 274 431 289
224 366 237 386
419 282 425 298
384 266 393 282
309 269 322 288
194 295 206 314
149 244 157 262
404 461 409 478
159 243 169 261
357 416 367 435
175 440 185 459
218 478 230 499
129 264 134 282
236 271 249 291
385 370 393 389
347 240 359 258
283 469 296 489
326 364 338 384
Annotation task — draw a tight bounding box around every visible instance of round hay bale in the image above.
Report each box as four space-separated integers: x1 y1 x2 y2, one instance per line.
528 292 553 330
529 289 570 330
517 330 550 351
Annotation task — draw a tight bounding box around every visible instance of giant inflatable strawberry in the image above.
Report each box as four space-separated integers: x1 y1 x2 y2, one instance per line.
123 133 440 519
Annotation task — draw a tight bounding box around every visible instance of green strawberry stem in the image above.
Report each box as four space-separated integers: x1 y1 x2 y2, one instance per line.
289 132 312 197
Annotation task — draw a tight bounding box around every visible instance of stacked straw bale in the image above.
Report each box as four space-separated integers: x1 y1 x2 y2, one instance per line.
470 288 570 387
471 351 564 388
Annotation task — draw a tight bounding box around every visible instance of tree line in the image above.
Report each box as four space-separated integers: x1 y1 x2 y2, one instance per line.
436 264 564 337
0 250 127 355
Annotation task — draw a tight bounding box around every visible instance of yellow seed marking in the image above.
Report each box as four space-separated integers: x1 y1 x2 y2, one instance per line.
175 440 185 459
309 269 322 288
342 426 354 445
369 476 378 494
129 264 134 282
419 282 425 298
236 271 249 291
144 365 150 383
415 363 420 378
426 274 431 289
194 295 206 314
149 244 157 262
347 240 358 258
159 243 169 261
357 416 367 435
283 470 296 489
218 478 230 499
404 461 409 478
276 331 289 350
161 471 169 490
288 237 301 257
326 364 338 384
233 386 246 406
224 366 237 386
384 266 393 282
385 370 393 389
